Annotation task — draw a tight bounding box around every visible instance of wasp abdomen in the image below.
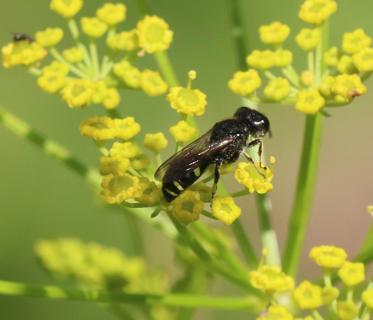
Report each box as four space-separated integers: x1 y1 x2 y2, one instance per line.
162 162 209 202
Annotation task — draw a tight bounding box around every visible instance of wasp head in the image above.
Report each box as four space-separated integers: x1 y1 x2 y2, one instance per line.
234 107 270 138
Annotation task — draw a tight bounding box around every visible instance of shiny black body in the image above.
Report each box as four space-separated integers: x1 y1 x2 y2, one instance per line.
155 107 270 202
13 33 34 43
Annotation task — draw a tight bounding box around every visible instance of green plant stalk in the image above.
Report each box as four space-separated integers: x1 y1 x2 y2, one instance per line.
68 19 80 40
50 48 88 79
230 221 258 268
283 22 328 277
0 280 262 311
283 113 323 276
154 52 179 87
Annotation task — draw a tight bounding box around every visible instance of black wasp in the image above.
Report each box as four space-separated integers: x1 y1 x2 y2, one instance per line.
12 33 34 43
155 106 271 202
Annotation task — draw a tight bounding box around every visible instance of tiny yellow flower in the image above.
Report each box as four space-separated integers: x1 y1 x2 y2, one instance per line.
80 116 116 140
319 75 335 97
249 265 294 294
35 28 64 47
110 142 141 159
99 155 131 176
295 89 325 114
137 15 173 53
144 132 168 152
113 60 141 89
342 28 372 54
50 0 83 18
96 3 127 26
295 28 321 51
37 62 68 94
234 162 273 194
170 190 204 224
332 74 367 102
301 71 314 87
102 88 121 110
338 261 365 287
135 177 161 205
299 0 337 25
259 22 290 45
101 173 141 204
81 17 108 38
62 79 93 108
107 30 138 51
309 245 347 269
211 196 241 225
362 287 373 309
228 69 262 97
112 117 141 140
167 87 207 116
140 70 168 96
336 301 359 320
264 77 291 101
62 46 84 63
324 46 339 67
131 154 150 170
337 55 356 74
322 286 339 304
274 49 293 67
247 50 275 69
257 304 293 320
2 41 47 68
353 47 373 73
294 281 323 310
169 120 197 143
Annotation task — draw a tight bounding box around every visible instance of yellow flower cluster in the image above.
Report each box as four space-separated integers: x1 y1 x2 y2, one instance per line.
144 132 168 152
2 41 47 68
234 161 274 194
169 120 196 143
252 245 372 320
80 116 141 141
227 0 370 114
35 238 167 292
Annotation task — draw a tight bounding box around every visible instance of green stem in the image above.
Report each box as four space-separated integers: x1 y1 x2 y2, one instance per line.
256 195 281 267
67 19 79 40
283 113 323 277
225 0 250 70
0 280 261 311
154 51 179 86
89 42 100 78
0 107 100 188
230 220 258 268
172 217 258 294
50 48 88 79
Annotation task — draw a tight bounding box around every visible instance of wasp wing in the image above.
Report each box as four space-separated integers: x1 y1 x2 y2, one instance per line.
154 129 235 182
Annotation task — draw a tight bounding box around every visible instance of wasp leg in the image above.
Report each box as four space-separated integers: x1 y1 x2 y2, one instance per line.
246 139 266 169
211 162 222 202
243 152 265 178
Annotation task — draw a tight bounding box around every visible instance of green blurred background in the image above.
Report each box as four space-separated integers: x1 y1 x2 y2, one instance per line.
1 0 373 319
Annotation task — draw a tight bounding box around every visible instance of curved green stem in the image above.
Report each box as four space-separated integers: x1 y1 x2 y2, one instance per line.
0 107 100 188
230 221 258 268
0 280 262 311
154 52 179 86
283 113 323 276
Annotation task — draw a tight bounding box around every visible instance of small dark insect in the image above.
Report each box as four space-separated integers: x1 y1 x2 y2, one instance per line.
155 106 271 202
12 33 34 43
